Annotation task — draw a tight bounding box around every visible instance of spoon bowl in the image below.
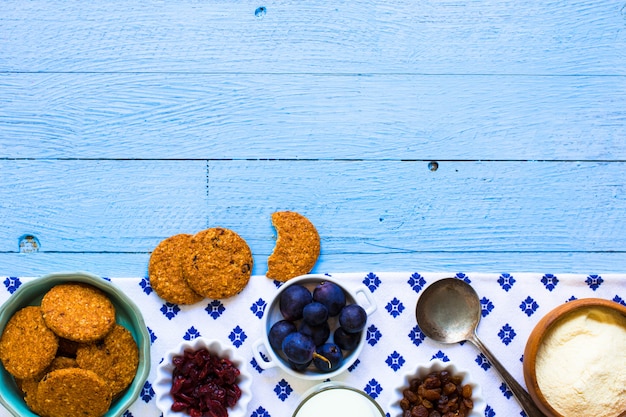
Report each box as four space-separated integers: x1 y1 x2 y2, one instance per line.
415 277 481 343
415 278 546 417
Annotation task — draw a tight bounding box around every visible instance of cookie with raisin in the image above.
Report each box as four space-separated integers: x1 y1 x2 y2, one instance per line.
76 324 139 396
41 283 116 343
149 233 203 305
37 368 111 417
0 306 58 379
182 227 253 299
19 356 78 415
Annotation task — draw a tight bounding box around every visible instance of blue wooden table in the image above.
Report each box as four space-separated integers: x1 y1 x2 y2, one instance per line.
0 0 626 276
1 1 626 277
1 2 626 416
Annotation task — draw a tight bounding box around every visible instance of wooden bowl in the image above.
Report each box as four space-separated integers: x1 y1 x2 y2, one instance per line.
523 298 626 417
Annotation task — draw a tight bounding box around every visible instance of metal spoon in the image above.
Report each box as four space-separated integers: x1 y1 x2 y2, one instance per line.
415 278 545 417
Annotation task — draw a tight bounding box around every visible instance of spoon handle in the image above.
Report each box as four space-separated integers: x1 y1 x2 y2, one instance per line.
469 334 546 417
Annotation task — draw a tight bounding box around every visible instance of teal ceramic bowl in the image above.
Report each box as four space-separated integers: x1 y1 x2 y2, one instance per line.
0 272 151 417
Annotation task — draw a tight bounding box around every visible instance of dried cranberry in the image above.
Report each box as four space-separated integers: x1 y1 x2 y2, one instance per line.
171 375 185 394
170 348 242 416
172 401 188 412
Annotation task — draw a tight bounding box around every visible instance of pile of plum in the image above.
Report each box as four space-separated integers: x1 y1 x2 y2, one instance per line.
268 281 367 373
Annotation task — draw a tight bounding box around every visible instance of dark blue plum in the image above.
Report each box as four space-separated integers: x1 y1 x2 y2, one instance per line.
338 304 367 333
313 343 343 372
333 326 361 351
282 332 316 364
298 321 330 346
279 284 313 321
288 359 312 371
269 320 297 351
302 301 328 326
312 281 346 316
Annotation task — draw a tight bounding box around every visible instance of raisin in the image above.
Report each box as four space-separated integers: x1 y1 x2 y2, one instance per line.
463 398 474 409
404 388 418 403
443 382 457 395
424 376 442 389
401 398 411 410
411 405 430 417
421 398 433 409
400 370 474 417
410 378 422 391
423 388 442 401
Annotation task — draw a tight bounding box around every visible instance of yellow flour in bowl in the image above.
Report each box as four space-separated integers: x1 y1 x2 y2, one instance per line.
536 306 626 417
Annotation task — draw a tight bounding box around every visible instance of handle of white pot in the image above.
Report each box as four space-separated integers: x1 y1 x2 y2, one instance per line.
251 338 277 370
354 285 377 316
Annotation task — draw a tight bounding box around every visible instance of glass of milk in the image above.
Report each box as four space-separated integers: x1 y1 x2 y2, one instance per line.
293 382 385 417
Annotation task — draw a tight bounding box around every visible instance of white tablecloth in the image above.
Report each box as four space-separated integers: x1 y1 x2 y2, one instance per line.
1 272 625 417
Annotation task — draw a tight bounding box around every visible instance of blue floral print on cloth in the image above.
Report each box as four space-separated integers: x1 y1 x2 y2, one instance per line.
1 272 624 417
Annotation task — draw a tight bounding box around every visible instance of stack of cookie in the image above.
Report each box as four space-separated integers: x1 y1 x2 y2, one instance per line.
0 283 139 417
149 227 254 304
149 211 321 304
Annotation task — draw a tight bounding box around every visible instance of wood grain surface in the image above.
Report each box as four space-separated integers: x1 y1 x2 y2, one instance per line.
1 0 625 277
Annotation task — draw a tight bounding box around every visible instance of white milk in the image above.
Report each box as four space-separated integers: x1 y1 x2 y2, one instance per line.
294 386 384 417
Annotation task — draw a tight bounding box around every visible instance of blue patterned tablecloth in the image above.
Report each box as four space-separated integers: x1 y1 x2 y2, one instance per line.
1 272 625 417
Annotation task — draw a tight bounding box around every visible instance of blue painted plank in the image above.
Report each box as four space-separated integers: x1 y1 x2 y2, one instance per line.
0 160 208 252
207 160 626 255
1 73 625 160
1 0 624 75
2 160 625 277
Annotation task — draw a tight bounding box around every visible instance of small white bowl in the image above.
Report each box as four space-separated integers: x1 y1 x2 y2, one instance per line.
155 338 252 417
388 359 486 417
251 274 377 380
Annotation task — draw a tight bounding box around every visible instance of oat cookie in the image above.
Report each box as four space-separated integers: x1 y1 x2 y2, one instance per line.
149 233 203 304
183 227 253 299
19 356 78 415
37 368 112 417
47 356 79 372
267 211 320 281
19 377 47 416
0 306 59 379
41 283 116 343
76 324 139 396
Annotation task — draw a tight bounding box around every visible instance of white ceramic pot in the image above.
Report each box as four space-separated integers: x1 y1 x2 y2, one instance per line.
252 274 376 380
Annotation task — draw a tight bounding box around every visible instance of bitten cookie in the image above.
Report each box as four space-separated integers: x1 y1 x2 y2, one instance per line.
76 324 139 396
267 211 320 281
37 368 112 417
0 306 59 379
41 283 116 343
149 233 203 304
182 227 253 299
